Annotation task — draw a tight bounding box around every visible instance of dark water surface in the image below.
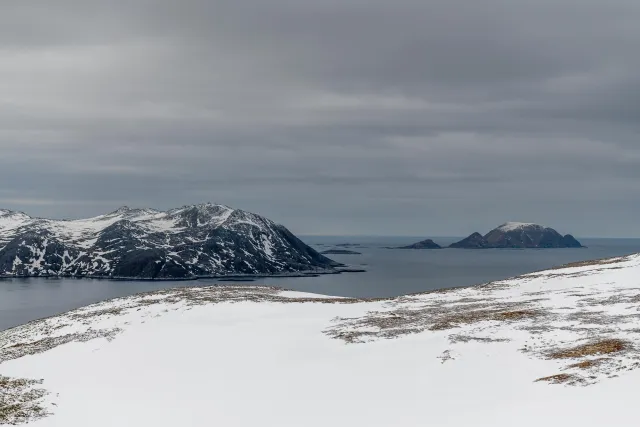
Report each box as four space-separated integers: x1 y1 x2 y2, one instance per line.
2 236 640 331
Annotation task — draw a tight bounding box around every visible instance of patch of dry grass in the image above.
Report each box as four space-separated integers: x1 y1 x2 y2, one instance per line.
564 311 639 326
495 310 538 320
567 358 608 370
430 309 540 331
550 339 629 359
579 293 640 307
326 300 546 343
448 334 510 344
1 330 122 364
535 374 574 384
553 256 628 270
0 376 50 425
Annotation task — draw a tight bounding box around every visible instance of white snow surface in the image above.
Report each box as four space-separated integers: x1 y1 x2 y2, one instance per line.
3 255 640 426
497 222 545 232
0 210 31 232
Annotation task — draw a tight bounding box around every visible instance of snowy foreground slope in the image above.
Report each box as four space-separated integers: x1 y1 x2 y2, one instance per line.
0 204 338 279
2 254 640 426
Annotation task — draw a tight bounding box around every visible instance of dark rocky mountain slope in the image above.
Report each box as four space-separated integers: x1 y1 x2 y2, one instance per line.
449 232 491 249
320 249 362 255
0 204 340 279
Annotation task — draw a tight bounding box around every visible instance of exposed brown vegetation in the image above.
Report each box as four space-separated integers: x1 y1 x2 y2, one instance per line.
1 330 122 364
579 293 640 307
495 310 538 320
535 374 574 384
430 309 540 331
326 299 545 343
567 358 608 370
0 376 50 424
564 311 640 326
553 256 628 270
448 334 510 344
550 339 628 359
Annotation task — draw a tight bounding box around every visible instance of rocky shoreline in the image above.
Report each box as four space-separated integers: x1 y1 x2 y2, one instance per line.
0 266 368 282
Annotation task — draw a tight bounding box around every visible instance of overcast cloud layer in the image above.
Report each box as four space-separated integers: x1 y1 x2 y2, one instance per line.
1 0 639 237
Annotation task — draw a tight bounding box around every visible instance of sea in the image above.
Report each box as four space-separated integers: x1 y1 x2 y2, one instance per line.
1 236 640 332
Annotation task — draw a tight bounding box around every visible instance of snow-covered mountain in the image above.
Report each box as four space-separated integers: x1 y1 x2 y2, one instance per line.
0 204 339 279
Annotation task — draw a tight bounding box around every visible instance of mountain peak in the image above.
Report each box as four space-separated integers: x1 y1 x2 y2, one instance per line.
105 206 161 218
0 209 28 217
0 209 32 229
112 206 133 214
497 222 544 232
180 202 232 210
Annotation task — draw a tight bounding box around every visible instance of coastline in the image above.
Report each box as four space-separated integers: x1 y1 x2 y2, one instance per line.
0 266 366 282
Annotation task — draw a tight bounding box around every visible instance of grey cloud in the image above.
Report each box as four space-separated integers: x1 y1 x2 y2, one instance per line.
1 0 640 236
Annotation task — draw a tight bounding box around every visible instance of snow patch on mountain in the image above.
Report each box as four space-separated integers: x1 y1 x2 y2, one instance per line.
0 210 31 232
497 222 544 232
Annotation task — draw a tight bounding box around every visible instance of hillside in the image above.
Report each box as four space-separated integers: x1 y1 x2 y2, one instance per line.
2 253 640 425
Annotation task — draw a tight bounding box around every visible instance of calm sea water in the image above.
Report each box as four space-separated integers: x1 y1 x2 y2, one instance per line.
1 236 639 331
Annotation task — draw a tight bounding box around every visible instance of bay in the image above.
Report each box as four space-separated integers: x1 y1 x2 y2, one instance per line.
1 236 639 331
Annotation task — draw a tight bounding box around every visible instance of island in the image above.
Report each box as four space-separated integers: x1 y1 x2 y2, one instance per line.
450 222 584 249
449 232 492 249
396 239 442 249
320 249 362 255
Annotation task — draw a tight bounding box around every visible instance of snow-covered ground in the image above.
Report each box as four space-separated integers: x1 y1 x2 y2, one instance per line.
2 254 640 426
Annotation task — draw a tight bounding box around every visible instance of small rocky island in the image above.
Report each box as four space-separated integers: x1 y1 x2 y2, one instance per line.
450 222 584 249
449 232 491 249
320 249 362 255
397 239 442 249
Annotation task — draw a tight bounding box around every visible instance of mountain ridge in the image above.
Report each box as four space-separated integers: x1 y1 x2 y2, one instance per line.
0 203 340 280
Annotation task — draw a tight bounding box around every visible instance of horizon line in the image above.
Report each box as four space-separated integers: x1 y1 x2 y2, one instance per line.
296 233 640 240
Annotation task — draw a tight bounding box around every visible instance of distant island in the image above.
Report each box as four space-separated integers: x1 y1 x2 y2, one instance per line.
398 222 584 250
450 222 584 249
320 249 362 255
396 239 442 250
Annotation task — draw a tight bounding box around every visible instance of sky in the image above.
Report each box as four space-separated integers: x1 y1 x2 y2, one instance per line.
1 0 640 237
